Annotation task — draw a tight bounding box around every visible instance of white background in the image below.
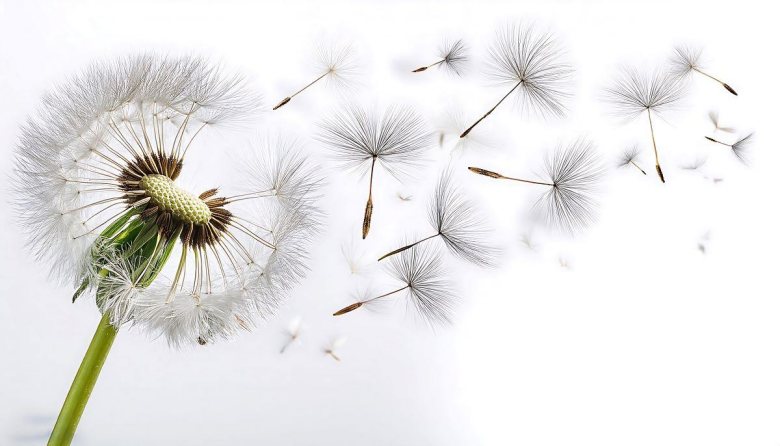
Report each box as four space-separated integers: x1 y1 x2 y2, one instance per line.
1 0 779 445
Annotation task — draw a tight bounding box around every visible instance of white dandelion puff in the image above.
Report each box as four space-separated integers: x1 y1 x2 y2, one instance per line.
13 54 321 350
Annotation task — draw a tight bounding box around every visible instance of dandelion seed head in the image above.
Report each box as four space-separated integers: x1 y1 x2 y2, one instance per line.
14 54 319 346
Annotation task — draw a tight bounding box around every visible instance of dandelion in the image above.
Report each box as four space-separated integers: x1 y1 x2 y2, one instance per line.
670 45 738 95
412 38 468 75
272 41 359 110
377 169 499 267
604 66 686 182
333 244 455 326
617 144 647 175
317 104 431 239
460 23 573 138
13 55 320 445
468 139 603 233
704 132 753 165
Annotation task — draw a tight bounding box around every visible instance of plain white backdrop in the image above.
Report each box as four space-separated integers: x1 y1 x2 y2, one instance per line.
1 0 779 445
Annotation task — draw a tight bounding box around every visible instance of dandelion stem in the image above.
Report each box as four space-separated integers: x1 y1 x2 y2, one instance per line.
412 59 445 73
48 313 117 446
647 109 665 183
704 136 732 147
377 233 439 261
273 71 329 110
467 166 553 186
460 81 523 138
630 161 647 175
332 285 409 316
692 68 737 96
362 156 377 239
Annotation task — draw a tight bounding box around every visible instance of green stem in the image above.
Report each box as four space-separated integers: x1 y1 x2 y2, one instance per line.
48 313 117 446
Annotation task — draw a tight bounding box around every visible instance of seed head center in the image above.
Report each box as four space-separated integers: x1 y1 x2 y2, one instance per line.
139 174 211 224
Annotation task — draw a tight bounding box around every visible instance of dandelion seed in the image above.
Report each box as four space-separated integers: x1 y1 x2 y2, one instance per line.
617 144 647 175
324 336 347 361
334 244 455 326
519 231 539 252
396 191 414 202
708 110 736 134
14 54 320 445
412 38 468 75
469 139 603 234
681 156 707 171
697 231 711 254
272 41 359 110
317 104 431 239
280 316 302 354
603 66 686 182
670 45 738 95
341 238 370 276
378 169 499 267
460 23 573 138
704 132 753 165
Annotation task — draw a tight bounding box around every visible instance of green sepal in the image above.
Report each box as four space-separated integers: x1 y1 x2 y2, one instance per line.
139 226 181 287
73 209 141 303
